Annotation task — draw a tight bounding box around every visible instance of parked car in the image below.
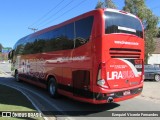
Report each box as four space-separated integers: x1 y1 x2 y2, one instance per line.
144 65 160 82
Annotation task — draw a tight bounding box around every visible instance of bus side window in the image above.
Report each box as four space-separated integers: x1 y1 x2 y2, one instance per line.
75 16 94 48
64 23 74 50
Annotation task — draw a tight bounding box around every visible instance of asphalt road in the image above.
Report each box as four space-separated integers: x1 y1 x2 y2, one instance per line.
0 63 160 120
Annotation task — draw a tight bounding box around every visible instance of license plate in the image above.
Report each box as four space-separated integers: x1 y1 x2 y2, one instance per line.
123 90 131 96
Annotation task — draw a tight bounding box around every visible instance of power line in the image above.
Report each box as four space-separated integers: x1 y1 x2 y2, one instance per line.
29 0 65 28
38 0 87 29
35 0 74 28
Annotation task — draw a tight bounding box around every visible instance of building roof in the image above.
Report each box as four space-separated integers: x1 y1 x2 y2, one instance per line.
153 38 160 54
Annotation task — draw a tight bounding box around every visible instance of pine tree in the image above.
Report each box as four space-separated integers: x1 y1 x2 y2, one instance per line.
95 0 103 9
105 0 117 9
123 0 159 64
95 0 117 9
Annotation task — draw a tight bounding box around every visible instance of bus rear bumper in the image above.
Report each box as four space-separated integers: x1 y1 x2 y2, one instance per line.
58 86 143 104
91 87 143 104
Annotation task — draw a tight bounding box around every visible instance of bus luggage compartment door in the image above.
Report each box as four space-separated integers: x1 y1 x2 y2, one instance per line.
72 70 91 97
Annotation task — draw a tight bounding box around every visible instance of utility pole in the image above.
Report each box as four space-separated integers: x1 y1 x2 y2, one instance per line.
28 27 38 32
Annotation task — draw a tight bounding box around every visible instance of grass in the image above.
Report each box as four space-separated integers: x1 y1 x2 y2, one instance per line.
0 84 43 120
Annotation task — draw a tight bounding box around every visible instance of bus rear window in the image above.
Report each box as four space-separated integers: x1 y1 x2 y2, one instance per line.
105 11 143 38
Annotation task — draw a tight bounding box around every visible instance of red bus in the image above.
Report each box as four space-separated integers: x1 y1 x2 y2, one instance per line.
9 8 144 104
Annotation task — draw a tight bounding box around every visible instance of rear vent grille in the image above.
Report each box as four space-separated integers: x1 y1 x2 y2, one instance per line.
109 48 141 58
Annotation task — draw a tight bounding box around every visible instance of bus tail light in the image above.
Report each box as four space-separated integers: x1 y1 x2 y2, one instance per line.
97 62 109 88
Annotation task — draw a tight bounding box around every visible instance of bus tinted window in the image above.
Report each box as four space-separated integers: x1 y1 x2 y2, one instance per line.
19 16 94 55
63 23 74 50
105 11 143 38
42 24 74 52
75 16 94 48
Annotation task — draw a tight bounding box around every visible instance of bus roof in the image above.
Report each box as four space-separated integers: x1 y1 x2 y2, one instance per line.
29 9 103 37
16 8 140 44
105 8 137 18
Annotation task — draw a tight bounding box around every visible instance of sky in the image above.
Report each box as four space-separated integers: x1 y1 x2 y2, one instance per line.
0 0 160 48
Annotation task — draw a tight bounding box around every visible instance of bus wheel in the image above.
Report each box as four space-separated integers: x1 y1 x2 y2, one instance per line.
48 78 58 98
154 74 160 82
15 71 20 82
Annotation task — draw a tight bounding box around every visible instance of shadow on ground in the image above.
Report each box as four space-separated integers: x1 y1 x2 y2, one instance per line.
0 76 120 117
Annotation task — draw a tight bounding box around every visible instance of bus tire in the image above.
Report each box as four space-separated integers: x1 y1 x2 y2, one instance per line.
48 78 59 98
15 70 20 82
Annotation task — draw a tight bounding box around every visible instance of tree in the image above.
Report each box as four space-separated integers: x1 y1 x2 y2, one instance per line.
95 0 103 9
0 43 3 52
95 0 117 9
123 0 159 64
104 0 117 9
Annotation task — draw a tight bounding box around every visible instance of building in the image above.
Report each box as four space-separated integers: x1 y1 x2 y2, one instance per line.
0 47 12 61
148 38 160 65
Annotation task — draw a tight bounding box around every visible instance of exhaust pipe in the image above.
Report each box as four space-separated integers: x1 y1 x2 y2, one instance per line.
107 97 114 103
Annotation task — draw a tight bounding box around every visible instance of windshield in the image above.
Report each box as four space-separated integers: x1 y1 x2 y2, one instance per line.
105 11 143 38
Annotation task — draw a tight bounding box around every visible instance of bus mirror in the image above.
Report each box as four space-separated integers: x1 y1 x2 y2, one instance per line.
8 50 14 60
8 51 11 60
